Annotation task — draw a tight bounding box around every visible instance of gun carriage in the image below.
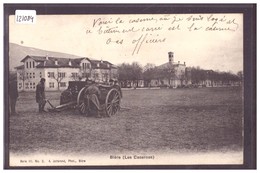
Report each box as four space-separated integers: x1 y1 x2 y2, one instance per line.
49 81 122 117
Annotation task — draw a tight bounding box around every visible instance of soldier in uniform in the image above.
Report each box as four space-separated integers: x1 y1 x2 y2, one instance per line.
113 80 123 99
9 78 19 115
109 79 114 86
36 78 47 113
84 80 101 118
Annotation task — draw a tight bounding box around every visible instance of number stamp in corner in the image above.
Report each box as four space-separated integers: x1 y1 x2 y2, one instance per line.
15 10 36 24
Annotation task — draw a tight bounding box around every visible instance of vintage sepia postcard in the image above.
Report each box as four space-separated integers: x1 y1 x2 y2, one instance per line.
4 4 256 169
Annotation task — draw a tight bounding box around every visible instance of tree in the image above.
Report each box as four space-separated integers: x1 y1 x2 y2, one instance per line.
208 70 219 86
178 72 186 86
237 71 243 85
143 63 156 87
156 64 177 85
51 71 65 90
118 63 131 87
159 64 176 86
130 62 143 87
190 66 206 85
17 70 28 91
117 62 143 88
143 63 155 71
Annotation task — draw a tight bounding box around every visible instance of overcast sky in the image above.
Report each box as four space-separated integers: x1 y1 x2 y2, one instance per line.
9 14 243 73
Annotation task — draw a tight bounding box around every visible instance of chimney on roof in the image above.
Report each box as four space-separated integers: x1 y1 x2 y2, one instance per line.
68 59 72 66
184 62 186 65
178 61 180 64
55 59 58 65
46 54 49 60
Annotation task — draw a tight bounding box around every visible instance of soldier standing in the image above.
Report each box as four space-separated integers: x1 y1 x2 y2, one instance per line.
36 78 47 113
9 78 19 115
109 79 114 86
84 81 101 118
113 80 122 99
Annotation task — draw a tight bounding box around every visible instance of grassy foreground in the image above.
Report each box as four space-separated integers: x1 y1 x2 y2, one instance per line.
9 87 243 155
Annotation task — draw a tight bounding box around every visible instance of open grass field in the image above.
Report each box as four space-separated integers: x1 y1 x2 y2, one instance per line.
9 87 243 157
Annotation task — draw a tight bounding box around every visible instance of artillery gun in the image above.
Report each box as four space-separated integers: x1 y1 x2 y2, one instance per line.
48 81 122 117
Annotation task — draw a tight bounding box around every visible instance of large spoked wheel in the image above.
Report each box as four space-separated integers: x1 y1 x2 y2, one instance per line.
105 88 121 117
77 87 89 115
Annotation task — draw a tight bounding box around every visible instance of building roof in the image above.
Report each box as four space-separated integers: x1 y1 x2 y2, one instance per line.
157 62 185 69
19 55 116 69
21 55 46 62
91 60 117 69
15 65 24 70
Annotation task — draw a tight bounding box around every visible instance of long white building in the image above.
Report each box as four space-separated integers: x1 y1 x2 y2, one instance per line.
15 55 118 91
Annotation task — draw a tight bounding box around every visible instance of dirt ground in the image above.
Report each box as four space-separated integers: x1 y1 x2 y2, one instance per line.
8 87 243 156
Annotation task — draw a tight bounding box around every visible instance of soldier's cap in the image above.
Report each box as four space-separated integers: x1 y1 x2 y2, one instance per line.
86 80 95 84
40 78 46 82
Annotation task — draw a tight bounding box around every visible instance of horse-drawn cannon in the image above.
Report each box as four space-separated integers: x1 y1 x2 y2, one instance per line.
49 81 122 117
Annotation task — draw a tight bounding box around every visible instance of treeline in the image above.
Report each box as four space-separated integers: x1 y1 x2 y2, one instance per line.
189 67 243 86
118 62 143 87
117 62 243 87
118 62 177 87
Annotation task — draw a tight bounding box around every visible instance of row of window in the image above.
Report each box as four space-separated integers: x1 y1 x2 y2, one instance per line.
19 72 42 79
47 72 95 78
47 72 72 78
19 72 95 80
19 72 36 79
26 61 36 69
24 82 36 89
49 82 66 88
18 83 23 89
71 73 78 77
48 72 55 78
19 82 67 89
82 63 90 70
20 72 113 79
25 61 110 70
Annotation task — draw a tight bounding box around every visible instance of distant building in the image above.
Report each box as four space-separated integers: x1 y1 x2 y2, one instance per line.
150 52 191 88
15 55 118 91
